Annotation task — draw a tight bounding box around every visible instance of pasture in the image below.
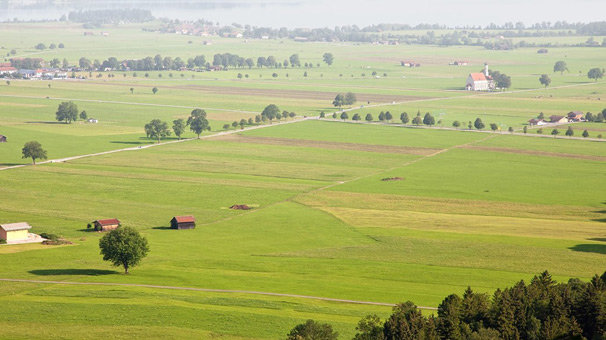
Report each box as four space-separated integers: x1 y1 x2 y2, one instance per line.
0 22 605 339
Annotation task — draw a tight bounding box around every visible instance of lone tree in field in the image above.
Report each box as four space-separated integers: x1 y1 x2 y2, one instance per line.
588 68 605 82
187 109 210 138
172 118 186 140
565 126 574 137
553 61 568 75
99 226 149 274
79 110 87 120
474 118 485 130
400 112 409 124
55 101 78 124
340 112 349 120
332 94 344 109
385 111 393 122
551 129 560 138
261 104 280 123
322 52 334 66
352 113 361 121
365 113 373 122
490 123 499 132
287 319 338 340
152 87 158 94
22 141 47 165
452 121 461 129
144 119 171 143
344 92 357 106
539 74 551 88
582 129 589 138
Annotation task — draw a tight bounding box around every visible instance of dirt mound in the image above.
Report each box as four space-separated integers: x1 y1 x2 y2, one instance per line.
381 177 404 181
230 204 251 210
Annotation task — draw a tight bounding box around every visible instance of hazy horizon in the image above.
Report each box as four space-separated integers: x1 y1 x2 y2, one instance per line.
2 0 606 28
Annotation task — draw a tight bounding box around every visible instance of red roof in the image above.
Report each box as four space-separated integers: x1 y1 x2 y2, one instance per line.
469 73 487 81
173 216 195 223
96 218 120 226
0 67 16 71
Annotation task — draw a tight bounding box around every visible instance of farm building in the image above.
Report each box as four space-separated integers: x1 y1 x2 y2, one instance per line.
400 61 420 67
550 115 568 124
0 222 32 242
93 218 120 231
451 61 469 66
528 119 546 126
0 66 17 75
466 65 494 91
567 111 585 121
170 216 196 230
0 135 6 142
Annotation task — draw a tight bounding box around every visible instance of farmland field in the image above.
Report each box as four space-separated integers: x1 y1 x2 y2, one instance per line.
0 20 605 339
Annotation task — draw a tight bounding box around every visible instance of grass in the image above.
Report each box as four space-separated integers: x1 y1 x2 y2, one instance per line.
0 22 605 339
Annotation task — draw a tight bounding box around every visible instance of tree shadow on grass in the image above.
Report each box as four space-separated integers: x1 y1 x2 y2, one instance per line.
152 226 173 230
29 269 118 276
109 141 150 145
588 238 606 242
569 244 606 255
24 121 66 124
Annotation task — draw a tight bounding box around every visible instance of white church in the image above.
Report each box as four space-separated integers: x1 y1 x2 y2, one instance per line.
466 64 495 91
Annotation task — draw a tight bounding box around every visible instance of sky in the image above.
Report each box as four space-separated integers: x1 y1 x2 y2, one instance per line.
3 0 606 27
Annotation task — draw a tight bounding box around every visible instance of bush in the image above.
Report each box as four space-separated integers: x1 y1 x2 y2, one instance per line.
0 238 6 244
39 233 59 241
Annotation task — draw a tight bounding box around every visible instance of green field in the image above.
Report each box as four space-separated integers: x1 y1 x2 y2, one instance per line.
0 21 605 339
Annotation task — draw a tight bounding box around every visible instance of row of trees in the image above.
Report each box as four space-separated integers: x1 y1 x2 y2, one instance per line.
34 43 65 50
76 53 332 72
288 271 606 340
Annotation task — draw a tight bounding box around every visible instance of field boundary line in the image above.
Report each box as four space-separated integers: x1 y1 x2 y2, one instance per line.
0 278 436 310
0 117 313 171
0 94 259 114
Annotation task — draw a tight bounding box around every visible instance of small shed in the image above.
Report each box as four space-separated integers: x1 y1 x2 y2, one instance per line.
171 216 196 230
549 115 568 124
0 135 6 143
94 218 120 231
0 222 32 242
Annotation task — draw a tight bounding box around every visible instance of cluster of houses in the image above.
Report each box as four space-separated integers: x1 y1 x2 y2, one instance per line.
0 216 196 245
0 63 67 80
528 111 586 126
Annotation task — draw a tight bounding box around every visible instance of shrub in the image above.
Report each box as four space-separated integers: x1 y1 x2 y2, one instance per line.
0 238 6 244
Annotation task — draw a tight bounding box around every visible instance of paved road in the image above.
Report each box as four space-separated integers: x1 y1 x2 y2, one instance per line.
0 278 437 310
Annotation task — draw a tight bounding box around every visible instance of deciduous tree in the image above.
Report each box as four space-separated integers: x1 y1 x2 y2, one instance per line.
21 141 47 165
172 118 186 140
99 226 149 274
55 101 78 124
145 119 171 143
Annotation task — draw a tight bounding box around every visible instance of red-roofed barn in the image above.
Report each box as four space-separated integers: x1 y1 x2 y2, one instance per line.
171 216 196 230
94 218 120 231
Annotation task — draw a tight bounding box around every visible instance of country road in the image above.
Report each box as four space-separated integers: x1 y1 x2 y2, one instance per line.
0 278 437 310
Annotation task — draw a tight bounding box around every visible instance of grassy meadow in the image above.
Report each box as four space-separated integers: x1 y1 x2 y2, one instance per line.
0 22 605 339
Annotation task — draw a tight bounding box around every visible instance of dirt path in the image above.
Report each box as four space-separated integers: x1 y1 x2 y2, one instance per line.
0 117 312 171
0 278 436 310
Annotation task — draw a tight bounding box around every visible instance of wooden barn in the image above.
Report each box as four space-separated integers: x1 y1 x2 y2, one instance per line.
171 216 196 230
93 218 120 231
0 135 6 143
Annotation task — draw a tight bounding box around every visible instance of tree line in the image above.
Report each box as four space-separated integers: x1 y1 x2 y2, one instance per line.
75 52 331 72
287 271 606 340
68 9 153 25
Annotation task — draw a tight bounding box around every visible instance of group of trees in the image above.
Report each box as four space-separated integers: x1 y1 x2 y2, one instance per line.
144 109 210 142
488 70 512 89
552 61 604 81
332 92 357 108
35 43 64 50
288 271 606 340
